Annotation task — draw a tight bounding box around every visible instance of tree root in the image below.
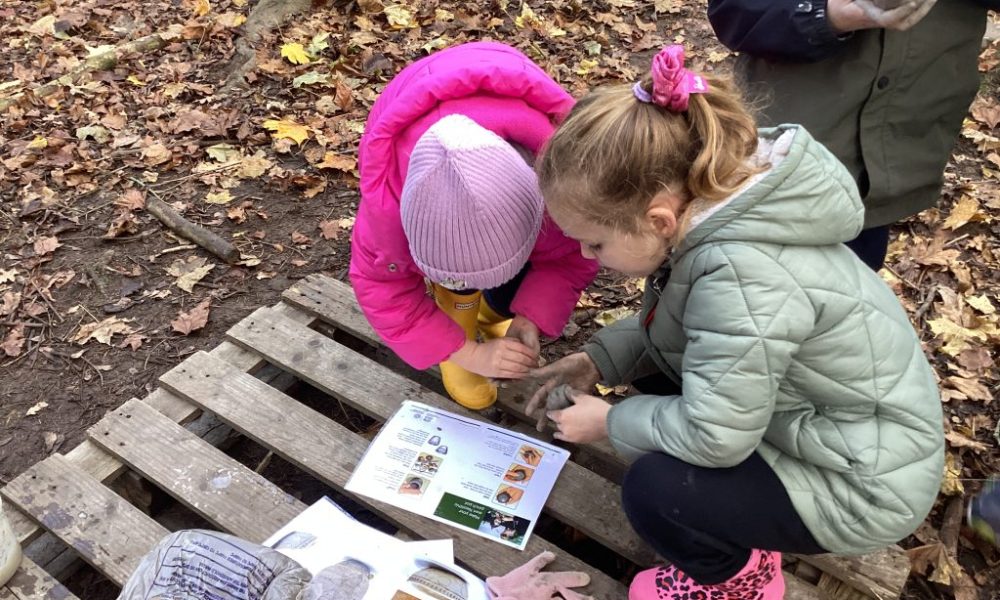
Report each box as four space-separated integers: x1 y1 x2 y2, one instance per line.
0 33 170 113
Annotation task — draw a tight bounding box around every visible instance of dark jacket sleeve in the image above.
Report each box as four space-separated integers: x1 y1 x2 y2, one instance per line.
976 0 1000 9
707 0 850 62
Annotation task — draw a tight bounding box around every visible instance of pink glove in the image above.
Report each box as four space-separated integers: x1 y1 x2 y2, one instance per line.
486 552 593 600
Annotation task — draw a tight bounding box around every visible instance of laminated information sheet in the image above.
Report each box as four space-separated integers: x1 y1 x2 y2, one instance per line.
346 401 570 550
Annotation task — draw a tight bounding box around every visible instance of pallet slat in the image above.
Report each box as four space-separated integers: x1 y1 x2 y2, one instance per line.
6 303 315 547
1 455 168 587
0 557 78 600
158 351 628 599
88 398 306 543
287 274 910 600
226 306 655 566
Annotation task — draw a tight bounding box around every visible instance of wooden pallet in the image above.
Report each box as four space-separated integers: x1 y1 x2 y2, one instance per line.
0 274 912 599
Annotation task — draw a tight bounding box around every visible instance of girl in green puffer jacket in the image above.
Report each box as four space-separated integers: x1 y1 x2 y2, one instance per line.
529 45 944 600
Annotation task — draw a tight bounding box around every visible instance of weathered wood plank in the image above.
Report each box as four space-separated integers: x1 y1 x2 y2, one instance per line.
785 571 825 600
8 303 314 546
0 556 78 600
1 455 168 587
87 399 305 543
284 273 909 600
284 275 627 470
158 351 628 599
226 306 655 566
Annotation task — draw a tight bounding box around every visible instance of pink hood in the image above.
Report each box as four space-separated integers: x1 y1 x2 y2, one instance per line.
350 42 597 369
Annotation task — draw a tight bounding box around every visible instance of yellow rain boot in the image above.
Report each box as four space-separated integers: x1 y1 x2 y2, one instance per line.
478 299 513 340
433 284 497 410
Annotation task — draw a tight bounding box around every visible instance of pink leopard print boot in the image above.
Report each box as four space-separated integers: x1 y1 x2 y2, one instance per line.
628 550 785 600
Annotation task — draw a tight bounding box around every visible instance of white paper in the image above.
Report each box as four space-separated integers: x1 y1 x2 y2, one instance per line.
346 401 570 550
264 497 489 600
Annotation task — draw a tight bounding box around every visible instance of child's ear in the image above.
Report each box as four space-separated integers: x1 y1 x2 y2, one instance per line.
645 204 678 238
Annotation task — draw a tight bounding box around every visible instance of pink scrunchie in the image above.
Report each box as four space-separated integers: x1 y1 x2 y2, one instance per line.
640 45 709 112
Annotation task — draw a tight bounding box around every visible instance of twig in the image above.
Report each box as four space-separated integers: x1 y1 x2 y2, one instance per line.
882 265 921 292
138 185 240 264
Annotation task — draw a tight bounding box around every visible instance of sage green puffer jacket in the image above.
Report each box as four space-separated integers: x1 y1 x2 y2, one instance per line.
585 125 943 555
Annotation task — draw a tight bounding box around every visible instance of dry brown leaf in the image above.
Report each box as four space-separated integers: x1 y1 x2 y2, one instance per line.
33 235 61 256
971 96 1000 129
956 347 993 372
316 152 357 172
72 316 134 345
167 256 215 293
291 231 312 245
141 142 173 166
116 189 146 211
0 292 21 317
1 324 25 357
944 430 990 452
25 400 48 416
171 298 211 335
118 332 146 351
104 210 141 238
318 219 339 240
946 375 993 403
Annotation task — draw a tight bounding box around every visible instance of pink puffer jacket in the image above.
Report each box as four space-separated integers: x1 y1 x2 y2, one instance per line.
350 42 598 369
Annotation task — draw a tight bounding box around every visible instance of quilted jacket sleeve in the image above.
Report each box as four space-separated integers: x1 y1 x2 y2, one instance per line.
707 0 849 62
606 245 816 466
583 316 662 387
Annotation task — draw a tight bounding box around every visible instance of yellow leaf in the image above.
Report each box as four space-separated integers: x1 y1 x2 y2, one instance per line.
262 119 310 145
384 4 417 28
942 195 981 230
27 136 48 150
316 152 357 172
707 50 731 63
192 0 211 16
126 75 145 87
280 42 311 65
576 59 599 76
926 317 988 356
205 190 234 204
941 452 964 496
595 383 614 397
593 307 635 327
965 294 996 315
515 4 542 29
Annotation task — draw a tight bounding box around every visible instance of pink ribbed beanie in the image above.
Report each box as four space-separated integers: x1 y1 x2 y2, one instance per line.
400 114 543 291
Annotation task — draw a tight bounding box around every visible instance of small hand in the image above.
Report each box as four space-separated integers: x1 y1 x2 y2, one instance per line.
525 353 601 431
505 315 541 362
827 0 936 33
450 338 537 380
547 391 611 443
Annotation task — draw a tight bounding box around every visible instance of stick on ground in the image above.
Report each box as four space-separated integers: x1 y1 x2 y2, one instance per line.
145 196 240 264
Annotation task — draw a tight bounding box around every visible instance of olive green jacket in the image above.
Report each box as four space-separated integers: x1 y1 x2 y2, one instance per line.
585 126 943 554
736 1 989 227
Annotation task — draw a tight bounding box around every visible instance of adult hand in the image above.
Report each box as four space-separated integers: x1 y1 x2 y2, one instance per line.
525 353 601 431
505 315 541 361
547 392 611 444
486 551 593 600
827 0 937 33
450 338 537 380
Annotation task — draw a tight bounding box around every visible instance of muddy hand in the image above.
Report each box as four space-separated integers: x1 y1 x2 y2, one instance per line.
526 353 601 431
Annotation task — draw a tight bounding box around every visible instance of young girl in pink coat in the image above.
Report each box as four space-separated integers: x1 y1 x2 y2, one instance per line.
350 42 598 409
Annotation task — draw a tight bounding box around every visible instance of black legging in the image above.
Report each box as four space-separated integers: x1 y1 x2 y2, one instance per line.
622 373 826 584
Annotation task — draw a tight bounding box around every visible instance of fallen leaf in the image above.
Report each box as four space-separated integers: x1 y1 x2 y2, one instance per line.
594 307 636 327
927 317 989 356
0 292 20 317
1 324 25 357
237 152 273 178
141 142 173 166
945 430 990 452
942 195 982 230
33 236 61 256
940 452 964 496
25 401 48 416
946 375 993 403
319 220 339 240
263 119 310 145
280 42 311 65
104 210 141 238
167 256 215 292
205 190 234 204
116 189 146 211
75 125 110 143
205 143 241 164
171 298 211 335
0 269 17 284
190 0 210 16
966 294 996 315
72 316 134 345
293 71 331 88
384 4 417 28
316 152 357 171
291 231 312 245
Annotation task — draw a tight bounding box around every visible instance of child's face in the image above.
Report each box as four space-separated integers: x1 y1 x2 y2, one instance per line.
552 211 670 277
550 190 683 277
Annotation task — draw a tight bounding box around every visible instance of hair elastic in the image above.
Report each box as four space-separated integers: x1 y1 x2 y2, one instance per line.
632 45 709 112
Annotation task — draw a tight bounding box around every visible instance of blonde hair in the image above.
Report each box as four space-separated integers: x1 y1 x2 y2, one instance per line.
537 72 760 233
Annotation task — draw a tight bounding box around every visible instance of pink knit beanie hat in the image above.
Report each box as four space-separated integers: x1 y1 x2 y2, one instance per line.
400 114 543 291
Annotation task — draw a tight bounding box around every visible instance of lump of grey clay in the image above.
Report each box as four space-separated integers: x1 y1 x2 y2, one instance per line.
535 384 575 431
